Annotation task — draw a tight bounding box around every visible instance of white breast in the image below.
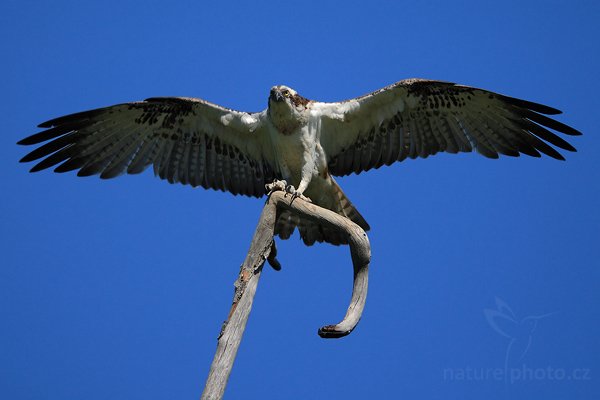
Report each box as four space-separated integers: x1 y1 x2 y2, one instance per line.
267 113 326 187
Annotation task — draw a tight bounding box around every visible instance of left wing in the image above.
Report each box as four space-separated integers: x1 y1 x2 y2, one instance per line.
315 79 581 176
18 97 276 197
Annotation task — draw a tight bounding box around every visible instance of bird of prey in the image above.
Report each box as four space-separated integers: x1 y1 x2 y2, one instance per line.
18 79 580 245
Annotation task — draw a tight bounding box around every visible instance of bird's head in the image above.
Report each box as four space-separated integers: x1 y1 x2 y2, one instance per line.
269 85 310 111
268 85 311 133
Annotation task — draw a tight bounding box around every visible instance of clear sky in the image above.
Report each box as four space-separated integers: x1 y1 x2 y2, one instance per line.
1 1 599 399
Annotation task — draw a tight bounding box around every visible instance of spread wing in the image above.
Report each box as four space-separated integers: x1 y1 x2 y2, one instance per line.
316 79 581 176
18 97 276 197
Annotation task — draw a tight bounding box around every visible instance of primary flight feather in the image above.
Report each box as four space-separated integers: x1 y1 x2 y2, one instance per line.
18 79 581 245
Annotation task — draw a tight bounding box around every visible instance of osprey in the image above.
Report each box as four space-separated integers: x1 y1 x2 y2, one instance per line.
18 79 580 245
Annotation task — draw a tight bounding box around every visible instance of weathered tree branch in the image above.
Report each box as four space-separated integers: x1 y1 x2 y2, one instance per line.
201 190 370 400
269 192 371 338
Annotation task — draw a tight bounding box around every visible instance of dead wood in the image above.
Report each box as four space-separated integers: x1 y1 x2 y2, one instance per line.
201 190 370 400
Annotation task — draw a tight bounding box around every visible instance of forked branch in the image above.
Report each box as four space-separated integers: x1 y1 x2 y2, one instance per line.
201 190 371 400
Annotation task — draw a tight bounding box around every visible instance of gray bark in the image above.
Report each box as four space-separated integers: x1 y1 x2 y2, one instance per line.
201 190 370 400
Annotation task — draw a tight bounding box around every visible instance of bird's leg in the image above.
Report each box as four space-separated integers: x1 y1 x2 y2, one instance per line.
287 176 311 203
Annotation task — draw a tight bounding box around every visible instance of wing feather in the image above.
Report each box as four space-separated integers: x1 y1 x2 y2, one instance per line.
178 141 192 185
398 122 409 162
18 97 276 197
127 138 158 174
318 79 580 176
187 143 201 187
383 120 398 166
423 117 442 155
194 135 207 188
461 114 499 158
101 130 146 179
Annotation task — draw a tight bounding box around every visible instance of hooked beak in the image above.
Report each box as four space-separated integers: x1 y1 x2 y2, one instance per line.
270 88 284 102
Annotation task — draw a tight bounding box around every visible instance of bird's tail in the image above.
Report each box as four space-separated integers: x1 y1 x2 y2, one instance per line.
329 178 370 232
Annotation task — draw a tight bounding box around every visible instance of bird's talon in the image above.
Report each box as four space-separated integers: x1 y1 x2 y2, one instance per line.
285 184 296 195
266 179 287 195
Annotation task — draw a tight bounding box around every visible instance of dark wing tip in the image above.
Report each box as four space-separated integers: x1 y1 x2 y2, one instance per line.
498 93 582 159
521 109 582 136
37 121 54 128
497 92 582 137
19 153 38 163
29 163 49 173
36 107 111 129
500 94 563 115
560 124 583 136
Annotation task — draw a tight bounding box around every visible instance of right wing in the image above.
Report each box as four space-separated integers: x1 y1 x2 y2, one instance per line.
314 79 580 177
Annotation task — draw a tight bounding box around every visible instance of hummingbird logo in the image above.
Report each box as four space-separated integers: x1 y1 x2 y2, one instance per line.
484 297 555 369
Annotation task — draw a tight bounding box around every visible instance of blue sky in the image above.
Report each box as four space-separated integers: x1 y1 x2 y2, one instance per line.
1 1 599 399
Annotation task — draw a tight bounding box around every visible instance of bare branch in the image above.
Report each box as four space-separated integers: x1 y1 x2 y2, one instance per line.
268 191 371 338
201 199 276 400
201 190 371 399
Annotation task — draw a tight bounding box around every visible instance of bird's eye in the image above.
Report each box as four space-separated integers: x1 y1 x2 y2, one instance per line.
283 90 291 97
